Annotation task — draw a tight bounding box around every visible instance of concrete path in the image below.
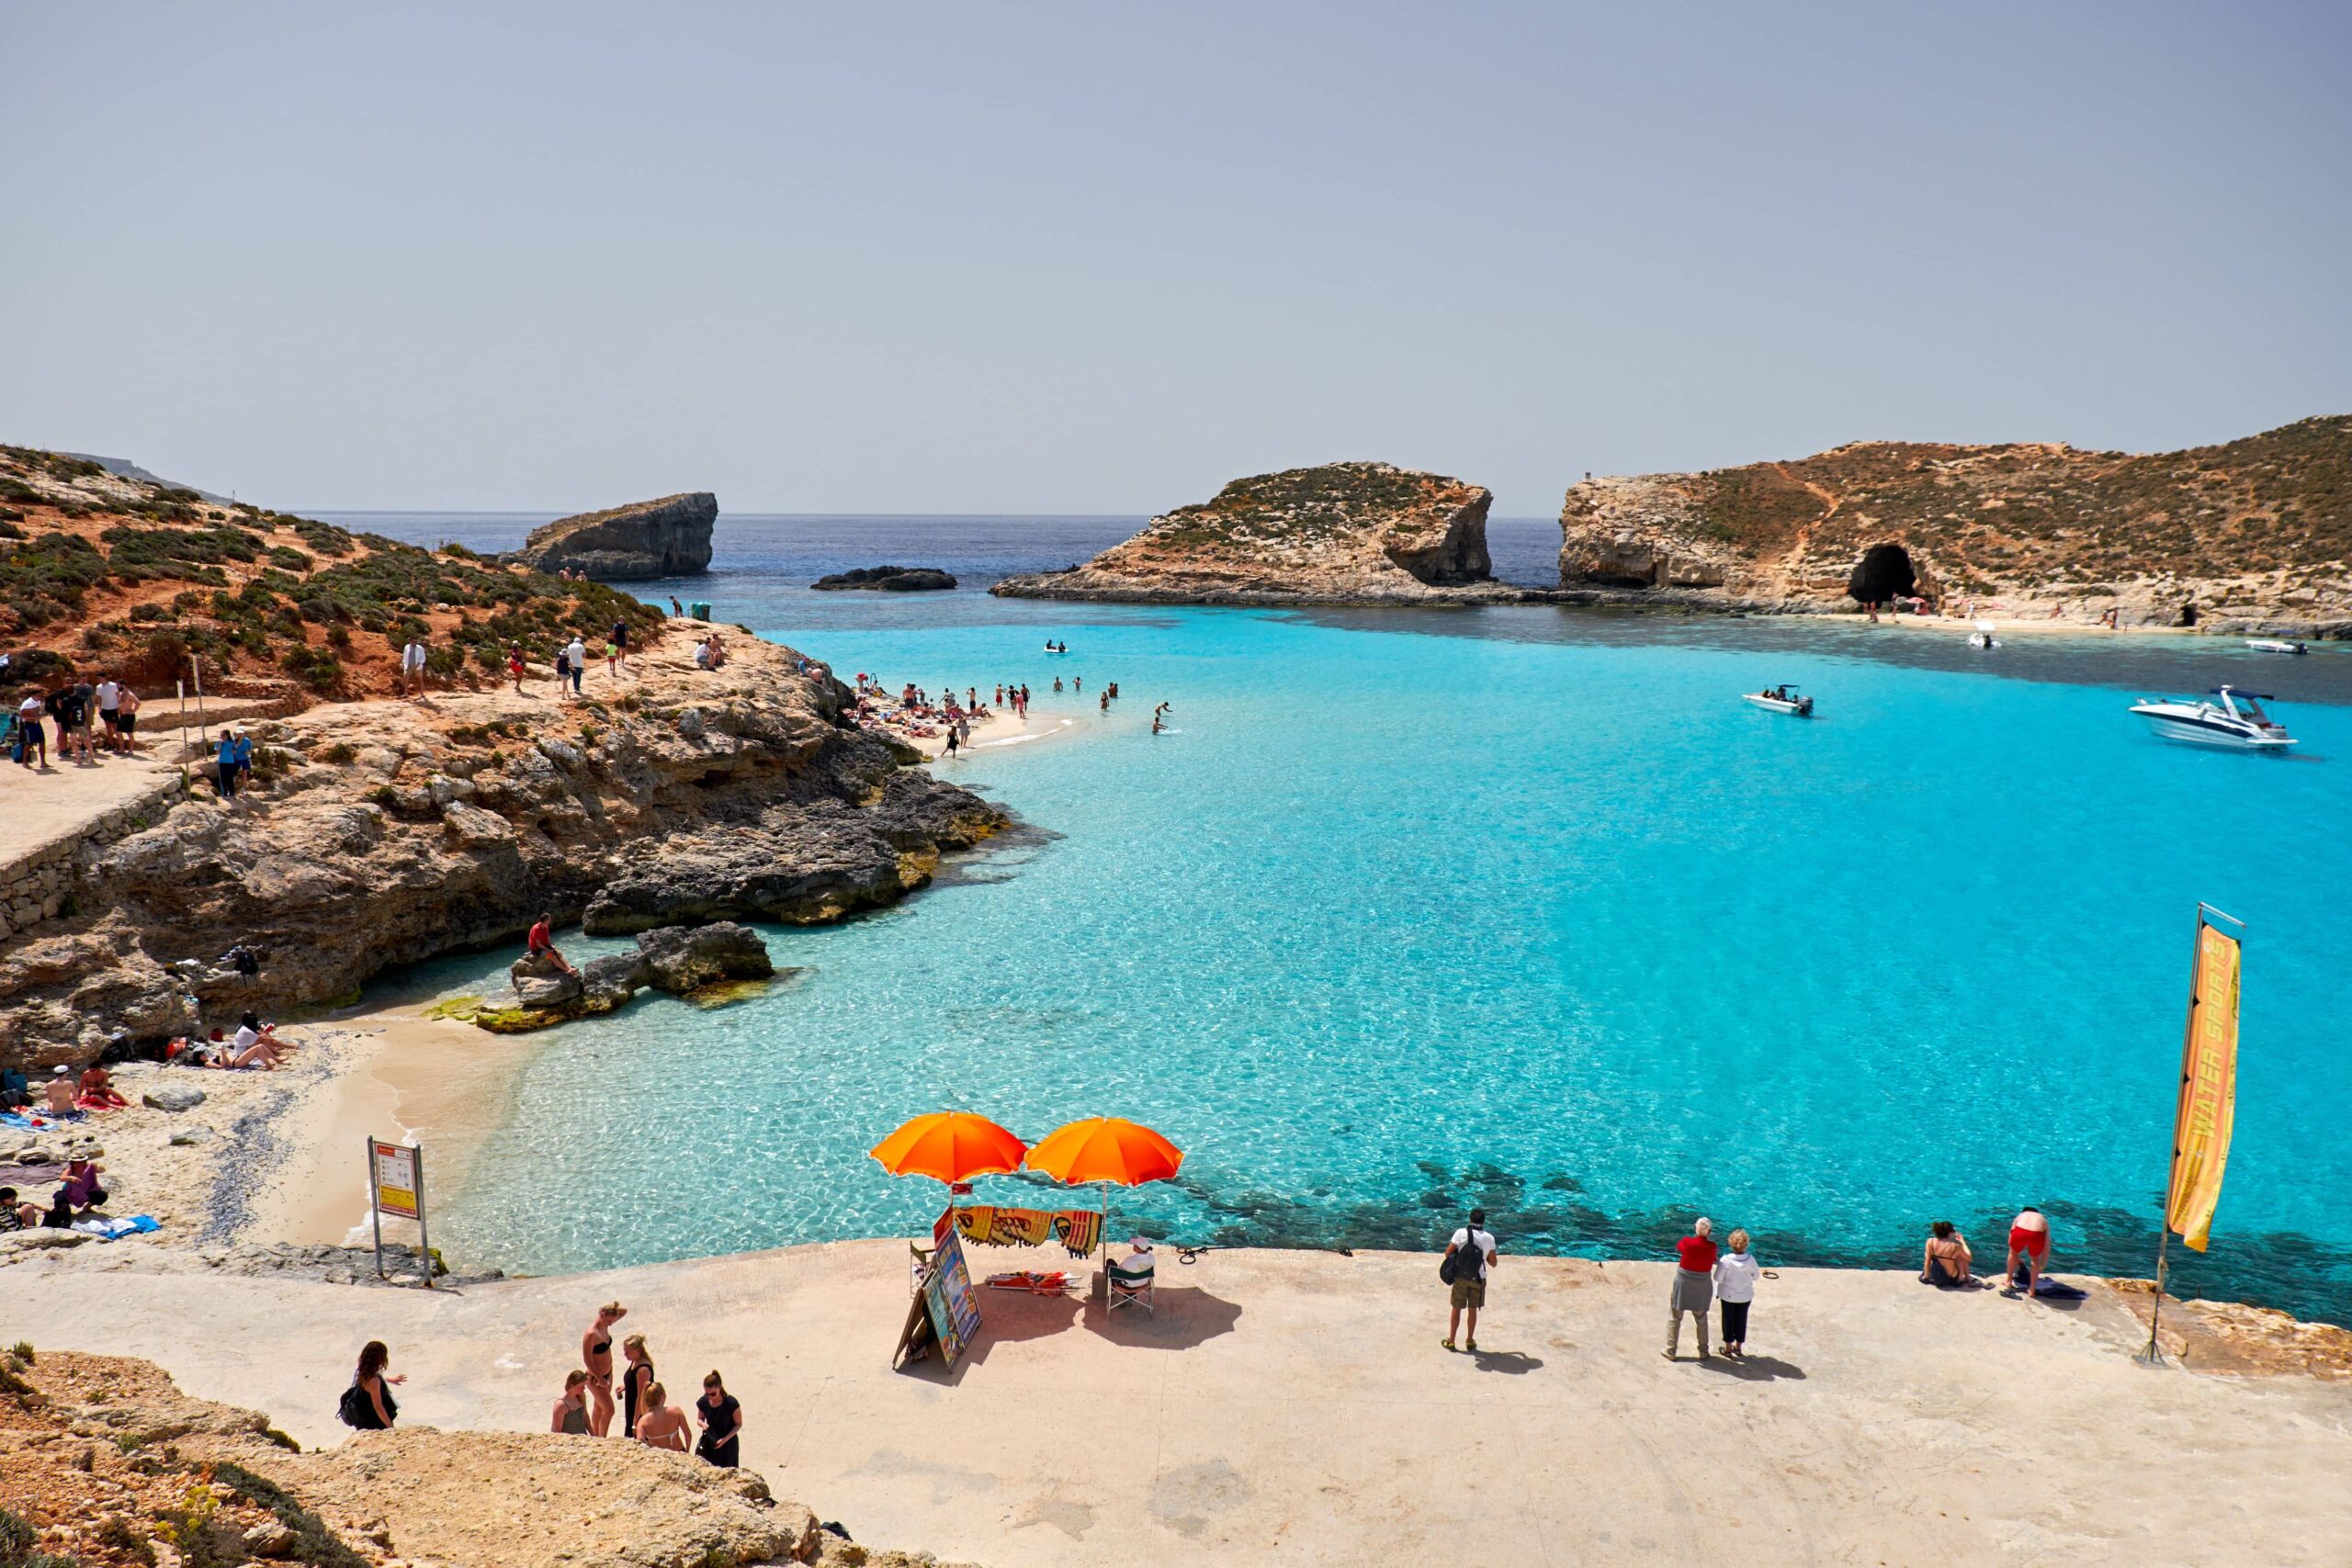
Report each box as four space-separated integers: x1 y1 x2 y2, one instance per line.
0 742 187 857
6 1243 2348 1566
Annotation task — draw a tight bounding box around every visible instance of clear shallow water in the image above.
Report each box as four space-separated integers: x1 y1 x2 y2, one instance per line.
356 516 2352 1325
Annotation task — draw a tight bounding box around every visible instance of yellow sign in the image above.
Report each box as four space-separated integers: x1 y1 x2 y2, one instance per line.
372 1140 421 1221
2164 918 2240 1252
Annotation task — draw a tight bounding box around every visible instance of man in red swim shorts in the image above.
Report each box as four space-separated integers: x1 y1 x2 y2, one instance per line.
2005 1206 2051 1298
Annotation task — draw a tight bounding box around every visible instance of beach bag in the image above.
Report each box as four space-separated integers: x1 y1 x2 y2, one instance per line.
337 1383 370 1427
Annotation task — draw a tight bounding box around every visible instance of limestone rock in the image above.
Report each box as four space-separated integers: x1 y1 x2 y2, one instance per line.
508 953 582 1010
509 492 716 581
141 1083 208 1112
636 920 775 992
169 1124 216 1145
812 565 959 592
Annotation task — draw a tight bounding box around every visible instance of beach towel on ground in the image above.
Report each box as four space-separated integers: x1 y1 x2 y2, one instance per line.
70 1215 159 1240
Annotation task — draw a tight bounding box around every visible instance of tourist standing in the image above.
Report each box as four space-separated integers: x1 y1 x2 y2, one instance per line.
565 635 588 695
1713 1228 1759 1357
2004 1206 2051 1299
344 1341 402 1429
95 676 122 752
610 618 628 674
582 1303 626 1435
115 685 139 751
551 1369 592 1434
1441 1207 1498 1353
401 636 429 695
944 726 959 758
621 1333 656 1438
1664 1216 1716 1360
694 1371 741 1467
507 645 526 694
15 695 45 767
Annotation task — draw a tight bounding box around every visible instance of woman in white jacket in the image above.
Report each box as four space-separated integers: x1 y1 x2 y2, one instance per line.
1713 1228 1761 1358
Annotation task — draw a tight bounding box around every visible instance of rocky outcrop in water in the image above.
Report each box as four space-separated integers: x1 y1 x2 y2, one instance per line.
511 491 717 580
476 920 777 1032
992 462 1516 605
811 565 958 592
1558 416 2352 633
0 630 1007 1070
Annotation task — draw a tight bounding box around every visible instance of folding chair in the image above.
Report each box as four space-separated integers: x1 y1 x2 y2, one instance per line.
1105 1259 1155 1315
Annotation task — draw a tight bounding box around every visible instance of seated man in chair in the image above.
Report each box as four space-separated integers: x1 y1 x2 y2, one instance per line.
1107 1235 1156 1312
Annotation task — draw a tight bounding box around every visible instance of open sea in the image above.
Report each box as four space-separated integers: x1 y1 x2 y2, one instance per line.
326 513 2352 1325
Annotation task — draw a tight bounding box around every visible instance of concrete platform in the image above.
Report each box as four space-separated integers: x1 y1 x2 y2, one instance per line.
6 1242 2348 1565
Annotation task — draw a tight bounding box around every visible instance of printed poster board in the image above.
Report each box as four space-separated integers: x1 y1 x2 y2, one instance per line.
922 1228 985 1369
372 1141 421 1220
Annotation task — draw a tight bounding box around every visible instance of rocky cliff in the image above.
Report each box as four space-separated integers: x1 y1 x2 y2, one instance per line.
1559 416 2352 632
0 629 1005 1072
512 492 717 580
992 462 1513 605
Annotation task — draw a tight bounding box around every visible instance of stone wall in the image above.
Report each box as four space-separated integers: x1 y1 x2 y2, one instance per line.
0 775 189 945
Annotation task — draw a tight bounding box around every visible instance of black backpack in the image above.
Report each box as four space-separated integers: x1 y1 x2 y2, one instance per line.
337 1383 370 1427
1441 1226 1487 1285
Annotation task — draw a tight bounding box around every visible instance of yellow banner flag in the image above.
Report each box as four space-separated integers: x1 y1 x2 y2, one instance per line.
2164 917 2240 1252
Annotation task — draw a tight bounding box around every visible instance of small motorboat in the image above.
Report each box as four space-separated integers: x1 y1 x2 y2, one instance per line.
1744 685 1814 717
1968 619 2001 649
2129 686 2298 750
2245 637 2309 655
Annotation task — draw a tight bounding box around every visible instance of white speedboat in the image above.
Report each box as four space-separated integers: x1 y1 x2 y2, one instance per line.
1968 619 2001 649
1744 686 1814 717
2245 637 2309 655
2129 686 2298 750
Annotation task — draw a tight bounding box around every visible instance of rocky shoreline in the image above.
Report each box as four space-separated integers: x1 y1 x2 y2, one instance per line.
0 627 1008 1073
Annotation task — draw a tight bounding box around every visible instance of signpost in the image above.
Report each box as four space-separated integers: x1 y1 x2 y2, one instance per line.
366 1137 432 1286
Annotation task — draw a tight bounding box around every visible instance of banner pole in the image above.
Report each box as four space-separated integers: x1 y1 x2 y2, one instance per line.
367 1135 385 1280
413 1145 433 1289
2138 1227 2169 1364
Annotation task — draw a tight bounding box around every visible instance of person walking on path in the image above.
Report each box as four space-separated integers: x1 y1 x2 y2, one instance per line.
1713 1228 1760 1357
564 635 588 695
550 1369 592 1434
2004 1206 2051 1299
345 1341 402 1429
695 1371 742 1467
1442 1207 1498 1352
620 1333 656 1439
609 618 628 675
1664 1216 1717 1360
582 1302 626 1436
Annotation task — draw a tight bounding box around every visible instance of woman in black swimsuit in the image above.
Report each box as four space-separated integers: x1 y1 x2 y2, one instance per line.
620 1333 655 1439
582 1302 626 1437
695 1371 741 1468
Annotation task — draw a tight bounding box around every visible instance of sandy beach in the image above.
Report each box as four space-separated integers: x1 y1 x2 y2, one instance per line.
5 1239 2348 1566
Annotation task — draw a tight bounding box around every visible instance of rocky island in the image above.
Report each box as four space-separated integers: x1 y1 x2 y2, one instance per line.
1560 415 2352 633
992 461 1521 606
811 565 958 592
509 491 716 580
0 448 1004 1072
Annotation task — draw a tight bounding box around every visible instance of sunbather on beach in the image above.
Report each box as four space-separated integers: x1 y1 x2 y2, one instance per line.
228 1013 287 1070
76 1066 128 1111
0 1187 39 1230
582 1303 626 1435
1922 1220 1973 1286
61 1156 107 1213
43 1070 78 1114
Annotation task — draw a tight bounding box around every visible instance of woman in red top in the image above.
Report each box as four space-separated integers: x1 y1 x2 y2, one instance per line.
1665 1217 1717 1360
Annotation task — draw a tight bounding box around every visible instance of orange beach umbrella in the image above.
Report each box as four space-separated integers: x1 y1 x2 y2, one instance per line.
1024 1117 1185 1188
869 1111 1028 1184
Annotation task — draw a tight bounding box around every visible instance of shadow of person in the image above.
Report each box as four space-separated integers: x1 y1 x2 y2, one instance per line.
1468 1348 1544 1375
1083 1284 1243 1350
1699 1354 1805 1382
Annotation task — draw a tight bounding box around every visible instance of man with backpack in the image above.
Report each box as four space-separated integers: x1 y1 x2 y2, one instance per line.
1442 1208 1498 1353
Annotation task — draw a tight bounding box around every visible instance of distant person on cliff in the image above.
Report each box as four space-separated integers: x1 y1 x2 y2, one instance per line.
670 596 684 616
1664 1216 1716 1360
551 1369 592 1435
1441 1208 1497 1352
564 635 588 695
694 1371 741 1467
95 676 122 753
15 694 47 767
2004 1206 2052 1299
609 619 629 675
635 1382 692 1451
115 685 139 750
582 1302 627 1435
527 915 579 979
342 1340 402 1429
400 636 429 696
507 645 527 694
1921 1220 1973 1287
1713 1228 1760 1357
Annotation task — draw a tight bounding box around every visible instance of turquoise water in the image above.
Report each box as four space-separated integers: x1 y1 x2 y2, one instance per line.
401 585 2352 1323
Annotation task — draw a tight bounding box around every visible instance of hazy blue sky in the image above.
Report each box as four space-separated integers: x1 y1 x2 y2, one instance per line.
3 3 2346 515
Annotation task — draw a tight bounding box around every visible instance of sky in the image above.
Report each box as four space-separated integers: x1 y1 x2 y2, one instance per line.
2 2 2347 516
